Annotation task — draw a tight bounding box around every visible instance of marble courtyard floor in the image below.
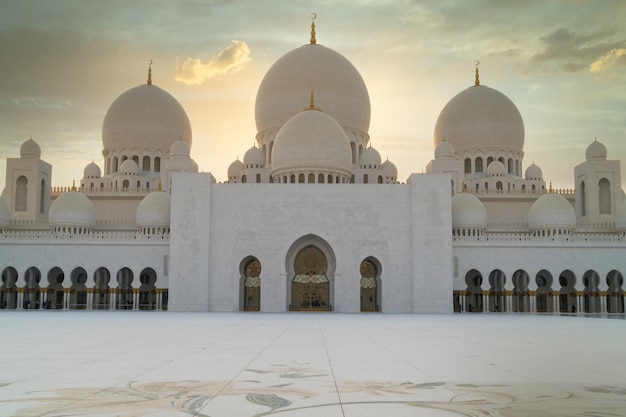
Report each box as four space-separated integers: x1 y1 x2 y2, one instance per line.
0 311 625 417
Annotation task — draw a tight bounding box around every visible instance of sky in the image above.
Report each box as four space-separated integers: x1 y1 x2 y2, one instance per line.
0 0 625 190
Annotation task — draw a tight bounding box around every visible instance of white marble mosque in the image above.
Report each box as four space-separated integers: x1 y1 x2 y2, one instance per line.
1 20 626 315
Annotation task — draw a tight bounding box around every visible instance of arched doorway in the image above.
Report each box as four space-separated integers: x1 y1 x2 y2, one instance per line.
139 268 157 310
559 270 577 313
1 267 18 309
93 267 111 310
116 268 134 310
47 267 65 309
488 269 506 312
606 270 624 313
241 257 261 311
464 269 483 313
360 258 381 312
290 245 331 311
23 267 41 309
582 270 600 313
512 270 530 312
535 270 553 313
70 267 88 309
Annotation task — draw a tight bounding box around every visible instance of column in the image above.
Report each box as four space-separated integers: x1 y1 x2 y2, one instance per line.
87 289 93 311
63 289 70 310
16 289 24 310
156 290 162 310
483 291 488 313
530 291 536 313
133 289 140 311
506 291 512 313
554 292 560 314
109 289 116 310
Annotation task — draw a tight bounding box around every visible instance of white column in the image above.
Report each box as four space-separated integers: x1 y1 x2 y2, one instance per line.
156 291 162 310
133 290 139 311
63 290 70 310
554 293 560 313
110 291 116 310
16 291 24 310
87 291 93 310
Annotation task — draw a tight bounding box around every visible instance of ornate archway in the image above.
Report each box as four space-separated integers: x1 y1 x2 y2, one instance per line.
243 258 261 312
360 258 380 312
291 246 330 311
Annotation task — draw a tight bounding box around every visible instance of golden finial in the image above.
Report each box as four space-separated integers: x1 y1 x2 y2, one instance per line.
147 59 153 85
462 181 467 192
157 180 162 191
71 179 77 191
305 90 320 111
310 13 317 45
549 181 553 193
474 60 480 86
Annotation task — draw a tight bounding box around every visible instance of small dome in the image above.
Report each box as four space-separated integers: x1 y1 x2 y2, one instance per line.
20 138 41 158
434 85 524 155
119 159 139 175
360 147 381 167
615 199 626 231
434 141 455 159
49 192 96 229
170 140 191 158
83 162 101 179
271 109 352 176
586 139 607 161
256 44 370 136
528 193 576 230
487 160 506 176
136 191 171 227
228 159 244 179
102 84 192 155
243 146 265 166
451 193 487 229
0 196 11 228
525 163 543 180
381 159 398 179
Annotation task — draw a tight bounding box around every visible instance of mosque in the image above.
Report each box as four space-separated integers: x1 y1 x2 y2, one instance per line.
1 21 625 315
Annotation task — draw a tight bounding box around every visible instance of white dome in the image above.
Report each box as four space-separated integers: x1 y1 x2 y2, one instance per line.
271 109 352 176
381 159 397 179
451 193 487 229
20 138 41 158
83 162 101 179
255 44 370 136
0 196 10 228
243 146 265 166
434 85 524 154
616 199 626 231
136 191 171 227
102 84 192 154
434 141 455 159
528 193 576 230
170 140 190 158
360 147 381 167
119 159 139 175
487 160 506 176
49 192 96 229
525 163 543 180
586 139 607 161
228 159 244 178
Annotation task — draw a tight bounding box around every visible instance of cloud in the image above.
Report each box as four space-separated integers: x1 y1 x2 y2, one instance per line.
531 27 626 73
175 40 251 85
590 48 626 72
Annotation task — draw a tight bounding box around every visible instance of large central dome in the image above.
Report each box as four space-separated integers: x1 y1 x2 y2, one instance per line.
434 84 524 155
255 44 371 135
102 84 192 154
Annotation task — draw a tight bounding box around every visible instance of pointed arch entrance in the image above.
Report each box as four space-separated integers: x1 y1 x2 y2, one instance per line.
286 235 335 311
1 267 18 309
360 258 381 312
464 269 483 312
139 268 157 310
606 270 624 313
241 257 261 311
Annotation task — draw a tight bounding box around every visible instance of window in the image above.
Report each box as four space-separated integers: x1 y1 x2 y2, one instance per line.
464 158 471 174
15 176 27 211
599 178 611 214
475 157 483 173
142 156 150 171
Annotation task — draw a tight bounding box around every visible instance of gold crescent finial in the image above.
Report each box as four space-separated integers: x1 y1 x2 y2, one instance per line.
147 59 153 85
310 13 317 45
474 60 480 86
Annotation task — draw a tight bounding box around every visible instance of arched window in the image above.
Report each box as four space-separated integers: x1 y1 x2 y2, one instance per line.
363 174 369 184
154 157 161 172
318 174 324 183
268 141 274 164
308 173 315 183
328 175 333 184
122 180 129 189
256 173 261 183
475 157 483 173
508 158 513 174
241 175 247 183
580 181 586 216
464 158 471 174
132 155 139 165
599 178 611 214
40 179 46 214
378 175 383 184
496 181 503 190
290 174 295 183
298 174 305 183
351 142 357 164
15 175 28 211
142 156 150 171
487 156 494 166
